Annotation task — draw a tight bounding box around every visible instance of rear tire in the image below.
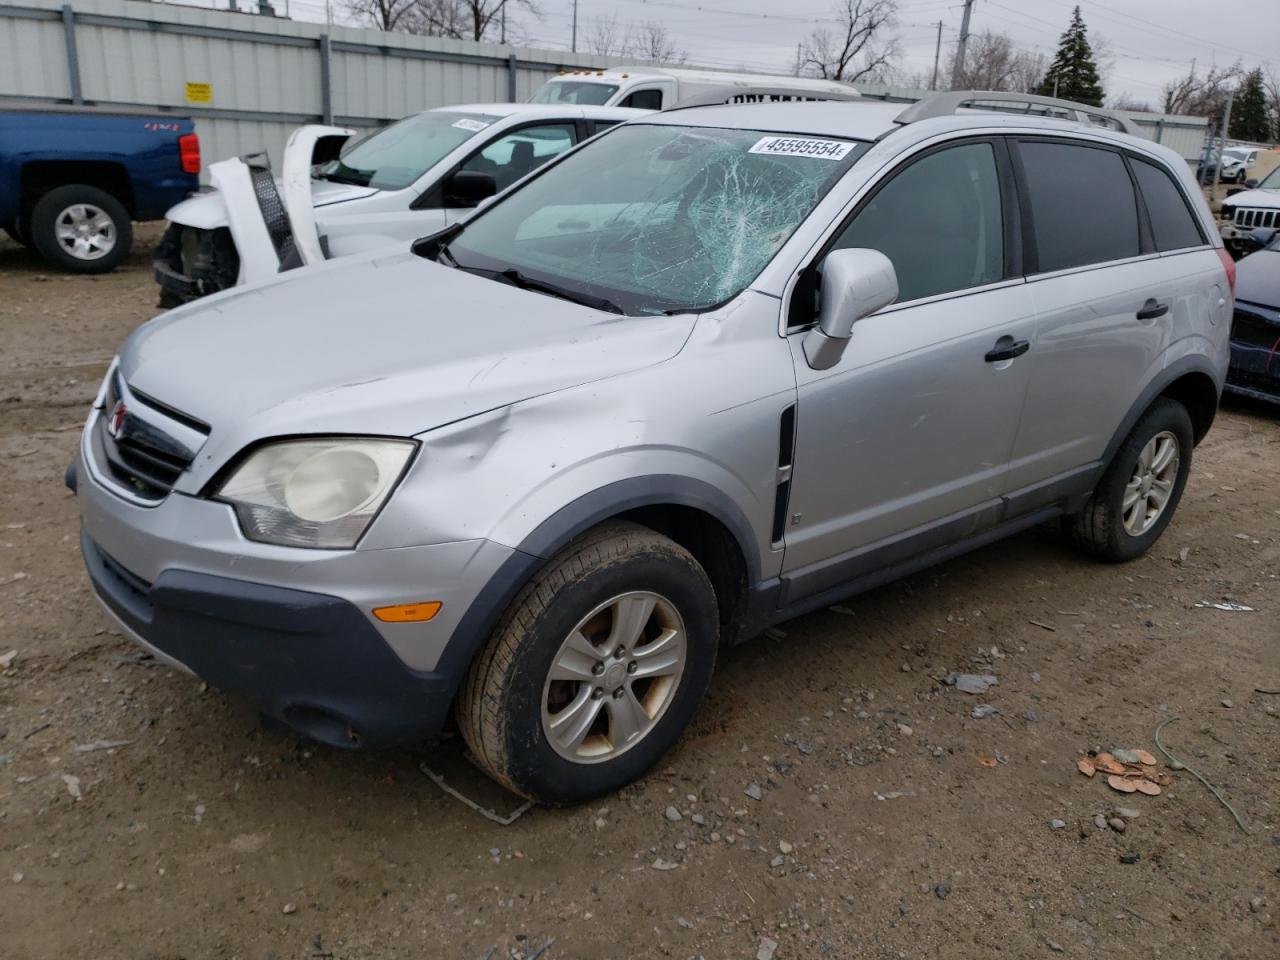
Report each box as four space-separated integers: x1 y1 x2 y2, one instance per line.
1065 398 1194 562
31 184 131 274
457 521 718 805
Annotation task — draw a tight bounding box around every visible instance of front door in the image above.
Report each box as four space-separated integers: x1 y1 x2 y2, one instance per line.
781 139 1035 598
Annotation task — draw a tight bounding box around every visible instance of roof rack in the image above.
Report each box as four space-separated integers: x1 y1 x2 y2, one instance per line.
671 85 861 111
894 90 1138 136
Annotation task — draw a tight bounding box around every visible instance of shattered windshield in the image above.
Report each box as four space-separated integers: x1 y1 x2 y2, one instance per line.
529 80 619 105
316 111 498 191
447 124 867 314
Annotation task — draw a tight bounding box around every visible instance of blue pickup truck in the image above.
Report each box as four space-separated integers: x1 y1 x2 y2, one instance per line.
0 108 200 273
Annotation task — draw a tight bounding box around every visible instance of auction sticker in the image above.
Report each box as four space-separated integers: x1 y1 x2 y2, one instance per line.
452 118 492 132
749 136 852 160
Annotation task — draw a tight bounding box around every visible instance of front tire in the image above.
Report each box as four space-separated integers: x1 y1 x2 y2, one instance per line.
31 185 132 274
1065 398 1194 562
458 521 718 805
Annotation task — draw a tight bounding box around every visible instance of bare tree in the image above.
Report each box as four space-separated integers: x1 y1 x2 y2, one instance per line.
344 0 417 32
795 0 898 84
627 21 684 64
1162 62 1244 127
1109 94 1153 112
586 12 629 57
946 31 1043 92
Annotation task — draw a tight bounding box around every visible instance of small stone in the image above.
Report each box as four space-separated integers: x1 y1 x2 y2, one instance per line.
676 916 693 929
1119 853 1140 864
770 855 784 868
1249 896 1264 913
934 882 951 899
664 805 682 822
691 813 706 826
12 872 23 884
594 817 607 829
282 903 297 915
757 935 779 960
1221 699 1233 709
489 847 501 858
971 704 998 719
779 840 794 854
1116 807 1141 819
709 832 721 842
1023 710 1040 722
651 858 679 871
1093 814 1108 830
115 881 124 891
1049 819 1066 830
1047 941 1064 953
1031 672 1041 683
901 663 912 672
896 723 913 735
1108 818 1126 833
744 783 763 801
0 650 17 669
1168 759 1186 770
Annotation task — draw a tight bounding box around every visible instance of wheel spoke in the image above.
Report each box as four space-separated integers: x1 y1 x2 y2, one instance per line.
1151 437 1176 474
606 687 649 748
607 594 656 650
547 685 603 753
1137 439 1155 473
631 627 683 678
1122 479 1143 510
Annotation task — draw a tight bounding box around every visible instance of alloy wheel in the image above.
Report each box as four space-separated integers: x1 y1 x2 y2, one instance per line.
53 203 116 261
1122 430 1179 535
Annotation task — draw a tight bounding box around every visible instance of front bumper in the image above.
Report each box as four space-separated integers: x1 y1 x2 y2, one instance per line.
76 445 521 747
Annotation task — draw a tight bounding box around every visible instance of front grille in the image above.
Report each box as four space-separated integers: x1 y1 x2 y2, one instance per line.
91 370 209 502
245 153 299 270
1234 207 1278 229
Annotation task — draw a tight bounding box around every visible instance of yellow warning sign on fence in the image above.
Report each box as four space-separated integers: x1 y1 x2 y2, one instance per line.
184 82 212 104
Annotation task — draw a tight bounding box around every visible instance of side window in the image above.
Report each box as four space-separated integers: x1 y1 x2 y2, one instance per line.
618 89 664 110
831 141 1004 303
458 123 576 193
1019 141 1139 272
1131 158 1205 251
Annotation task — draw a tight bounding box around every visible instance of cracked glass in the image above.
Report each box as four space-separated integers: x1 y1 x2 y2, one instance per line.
449 123 868 315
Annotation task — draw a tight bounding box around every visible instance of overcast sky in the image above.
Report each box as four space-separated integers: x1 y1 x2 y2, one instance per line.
260 0 1280 108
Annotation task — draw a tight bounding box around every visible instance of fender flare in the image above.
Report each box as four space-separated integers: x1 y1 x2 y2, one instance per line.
1097 354 1222 479
428 475 763 699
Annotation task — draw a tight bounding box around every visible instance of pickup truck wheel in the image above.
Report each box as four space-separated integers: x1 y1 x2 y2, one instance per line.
457 521 718 805
1065 398 1193 562
31 185 131 274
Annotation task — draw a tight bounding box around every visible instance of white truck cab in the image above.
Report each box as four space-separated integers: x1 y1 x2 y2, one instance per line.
529 66 858 111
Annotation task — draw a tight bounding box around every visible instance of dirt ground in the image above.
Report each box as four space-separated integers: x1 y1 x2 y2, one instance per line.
1 227 1278 960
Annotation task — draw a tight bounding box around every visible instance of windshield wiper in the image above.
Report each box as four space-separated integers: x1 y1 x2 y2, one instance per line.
314 171 368 186
495 269 624 314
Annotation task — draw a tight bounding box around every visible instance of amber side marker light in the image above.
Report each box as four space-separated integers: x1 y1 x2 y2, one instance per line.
373 601 442 623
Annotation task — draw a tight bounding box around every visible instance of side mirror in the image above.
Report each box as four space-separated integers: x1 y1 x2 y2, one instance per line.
445 170 497 208
1248 226 1277 250
803 248 898 370
1244 178 1259 189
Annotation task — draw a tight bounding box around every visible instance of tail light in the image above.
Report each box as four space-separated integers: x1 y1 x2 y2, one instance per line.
1216 247 1236 298
178 134 201 175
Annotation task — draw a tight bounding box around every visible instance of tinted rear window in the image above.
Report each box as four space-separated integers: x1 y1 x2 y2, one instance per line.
1019 141 1140 272
1132 158 1204 251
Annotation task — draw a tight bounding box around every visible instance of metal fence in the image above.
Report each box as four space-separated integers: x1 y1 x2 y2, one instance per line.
0 0 629 172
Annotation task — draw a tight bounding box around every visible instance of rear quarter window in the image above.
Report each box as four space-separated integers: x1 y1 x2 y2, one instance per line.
1018 140 1140 272
1131 158 1205 251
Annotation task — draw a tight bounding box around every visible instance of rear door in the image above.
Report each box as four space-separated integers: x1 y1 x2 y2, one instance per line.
1005 138 1220 497
781 138 1037 595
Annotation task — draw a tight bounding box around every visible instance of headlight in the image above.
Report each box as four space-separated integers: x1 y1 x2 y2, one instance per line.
216 438 416 549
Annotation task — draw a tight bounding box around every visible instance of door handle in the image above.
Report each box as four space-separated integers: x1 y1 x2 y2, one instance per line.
984 335 1030 363
1136 298 1169 320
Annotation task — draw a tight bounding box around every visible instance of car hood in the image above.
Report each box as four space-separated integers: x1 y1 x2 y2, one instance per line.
1236 248 1280 308
309 177 380 207
166 177 378 230
1224 188 1280 210
119 252 696 482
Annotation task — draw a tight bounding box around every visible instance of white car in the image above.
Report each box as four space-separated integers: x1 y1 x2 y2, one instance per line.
1220 163 1280 257
154 103 647 303
529 65 857 111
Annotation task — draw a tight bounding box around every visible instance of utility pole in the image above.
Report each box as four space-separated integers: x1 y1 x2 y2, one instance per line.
950 0 975 90
1211 85 1235 198
571 0 578 52
929 20 943 90
500 0 506 43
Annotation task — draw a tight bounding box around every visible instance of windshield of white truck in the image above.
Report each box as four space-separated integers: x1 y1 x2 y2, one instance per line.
315 111 499 191
529 80 620 105
446 124 868 315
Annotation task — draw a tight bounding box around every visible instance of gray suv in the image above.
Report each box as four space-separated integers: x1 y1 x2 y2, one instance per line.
74 92 1232 804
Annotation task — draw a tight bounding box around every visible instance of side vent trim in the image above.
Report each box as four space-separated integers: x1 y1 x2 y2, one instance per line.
770 404 797 545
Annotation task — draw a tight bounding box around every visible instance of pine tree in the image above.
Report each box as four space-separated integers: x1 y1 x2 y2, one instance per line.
1230 69 1271 142
1037 6 1105 107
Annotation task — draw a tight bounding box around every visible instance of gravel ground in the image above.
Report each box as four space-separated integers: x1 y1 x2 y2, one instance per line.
1 227 1278 960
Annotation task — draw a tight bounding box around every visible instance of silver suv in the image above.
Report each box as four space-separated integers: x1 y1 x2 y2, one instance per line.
74 91 1233 804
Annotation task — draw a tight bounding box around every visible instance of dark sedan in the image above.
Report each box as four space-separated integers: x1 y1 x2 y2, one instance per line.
1227 227 1280 404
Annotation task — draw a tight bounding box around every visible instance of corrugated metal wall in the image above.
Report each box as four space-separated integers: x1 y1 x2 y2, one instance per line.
0 0 1212 176
0 0 626 173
